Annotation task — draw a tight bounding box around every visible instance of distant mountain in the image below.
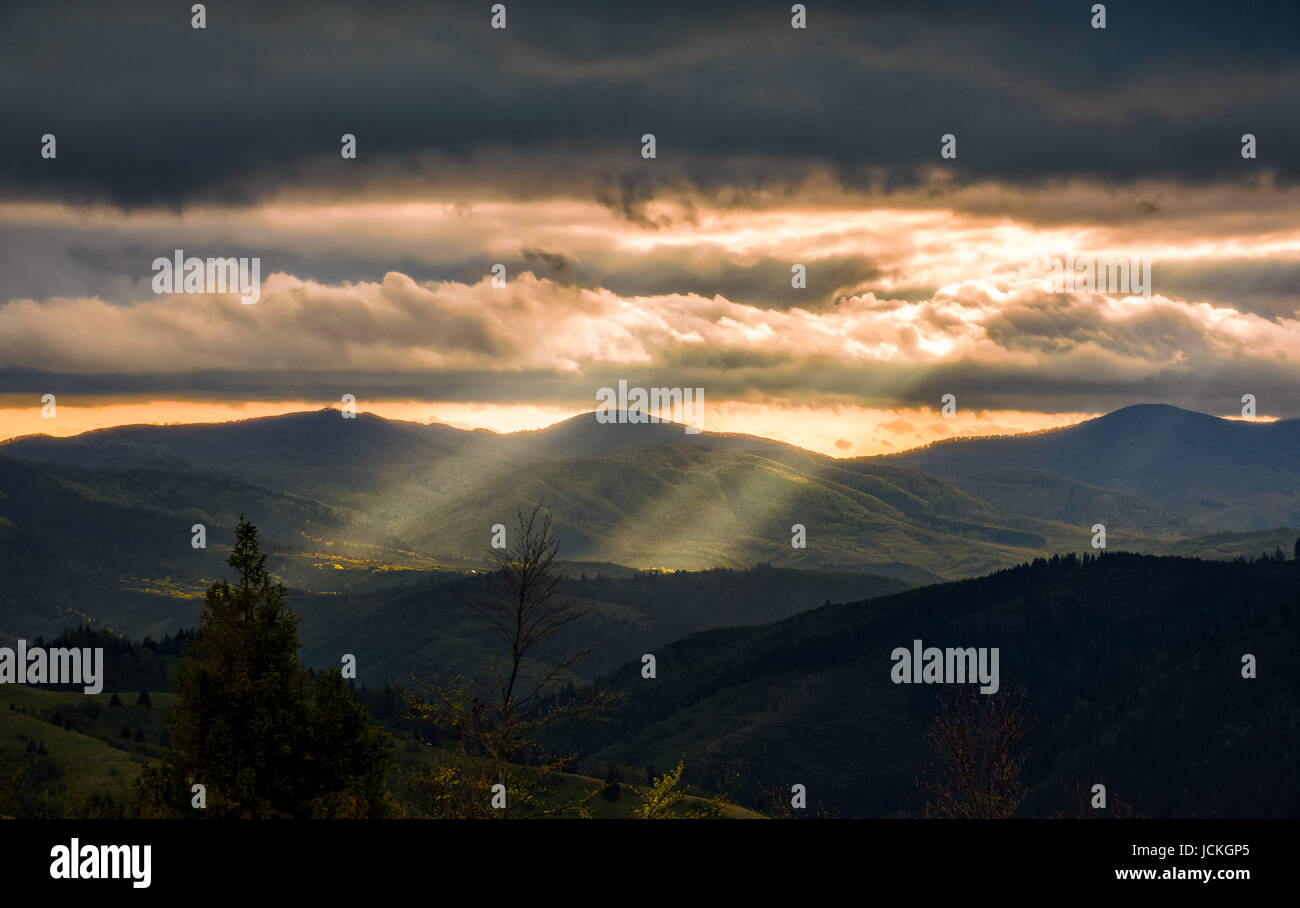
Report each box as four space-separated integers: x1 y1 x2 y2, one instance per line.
2 410 1097 579
1 408 793 492
3 405 1294 595
564 551 1300 818
398 438 1081 576
2 412 985 644
0 411 514 545
495 411 806 460
0 452 356 639
0 410 790 538
878 404 1300 532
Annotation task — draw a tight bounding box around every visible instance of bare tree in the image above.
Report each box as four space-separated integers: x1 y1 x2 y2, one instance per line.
409 505 612 817
915 683 1032 819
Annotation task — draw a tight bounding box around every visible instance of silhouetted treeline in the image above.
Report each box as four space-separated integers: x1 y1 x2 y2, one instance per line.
26 626 192 693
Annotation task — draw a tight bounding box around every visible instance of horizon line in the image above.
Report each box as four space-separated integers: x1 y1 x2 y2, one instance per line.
0 401 1287 461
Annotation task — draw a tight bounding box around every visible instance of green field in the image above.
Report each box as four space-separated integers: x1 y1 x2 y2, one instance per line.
0 686 177 815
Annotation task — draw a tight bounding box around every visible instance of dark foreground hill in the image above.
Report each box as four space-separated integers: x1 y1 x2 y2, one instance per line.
564 551 1300 818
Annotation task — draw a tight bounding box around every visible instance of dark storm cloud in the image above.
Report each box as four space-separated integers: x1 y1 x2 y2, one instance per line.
6 353 1298 422
520 248 575 284
0 206 894 310
1155 260 1300 319
560 252 885 310
2 0 1297 208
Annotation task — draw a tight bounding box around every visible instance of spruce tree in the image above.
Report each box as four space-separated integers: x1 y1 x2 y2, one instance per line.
135 518 392 818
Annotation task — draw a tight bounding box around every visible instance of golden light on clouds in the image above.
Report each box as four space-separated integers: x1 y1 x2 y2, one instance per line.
2 176 1298 453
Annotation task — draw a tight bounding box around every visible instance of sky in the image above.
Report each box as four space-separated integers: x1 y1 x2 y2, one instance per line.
1 0 1297 456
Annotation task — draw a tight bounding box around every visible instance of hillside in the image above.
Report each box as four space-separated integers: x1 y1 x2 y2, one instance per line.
1 686 761 819
880 405 1300 532
0 409 1188 581
289 565 913 686
563 552 1300 818
3 405 1296 652
399 440 1090 576
0 453 411 640
0 686 178 816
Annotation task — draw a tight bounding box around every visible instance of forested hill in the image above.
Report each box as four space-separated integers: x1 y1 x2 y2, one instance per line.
879 404 1300 532
566 550 1300 818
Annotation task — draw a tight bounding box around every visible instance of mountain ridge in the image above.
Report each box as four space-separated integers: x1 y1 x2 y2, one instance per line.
876 404 1300 531
3 403 1295 578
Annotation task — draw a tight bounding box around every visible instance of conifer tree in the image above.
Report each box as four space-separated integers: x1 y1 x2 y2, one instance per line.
135 518 392 818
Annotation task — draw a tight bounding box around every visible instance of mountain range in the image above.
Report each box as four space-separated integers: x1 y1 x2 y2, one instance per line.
1 404 1296 817
880 404 1300 533
0 403 1296 647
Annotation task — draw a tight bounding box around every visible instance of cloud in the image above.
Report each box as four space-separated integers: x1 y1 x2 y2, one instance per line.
3 265 1298 418
4 0 1299 440
7 180 1299 313
2 1 1296 207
